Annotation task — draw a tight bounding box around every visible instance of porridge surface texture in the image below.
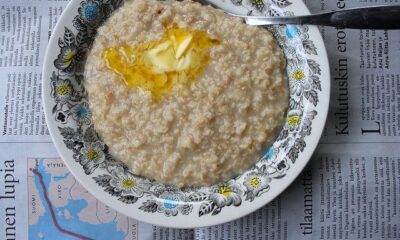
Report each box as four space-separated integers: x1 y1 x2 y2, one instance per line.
84 0 288 186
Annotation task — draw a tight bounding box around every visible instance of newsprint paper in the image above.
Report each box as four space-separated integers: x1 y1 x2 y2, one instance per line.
0 0 399 239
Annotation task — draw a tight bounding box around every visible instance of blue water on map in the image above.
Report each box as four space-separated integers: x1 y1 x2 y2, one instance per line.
53 172 70 182
29 159 126 240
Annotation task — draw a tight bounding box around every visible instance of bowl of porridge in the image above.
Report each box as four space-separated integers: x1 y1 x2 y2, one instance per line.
42 0 330 228
84 0 288 187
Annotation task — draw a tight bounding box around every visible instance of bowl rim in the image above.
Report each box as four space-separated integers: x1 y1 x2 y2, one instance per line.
42 0 330 228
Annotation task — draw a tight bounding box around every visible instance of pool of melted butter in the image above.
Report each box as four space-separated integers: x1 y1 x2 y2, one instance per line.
102 27 220 100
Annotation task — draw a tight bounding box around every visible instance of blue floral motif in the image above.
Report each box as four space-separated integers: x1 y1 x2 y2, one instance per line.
263 148 274 159
76 105 88 118
75 0 104 30
163 196 178 209
84 2 98 21
71 102 92 124
285 25 300 39
151 187 193 216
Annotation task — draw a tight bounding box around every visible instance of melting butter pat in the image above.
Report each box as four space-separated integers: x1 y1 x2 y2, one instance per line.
174 33 193 58
102 27 220 100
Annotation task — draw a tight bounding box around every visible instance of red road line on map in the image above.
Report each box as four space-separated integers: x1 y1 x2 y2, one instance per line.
31 168 93 240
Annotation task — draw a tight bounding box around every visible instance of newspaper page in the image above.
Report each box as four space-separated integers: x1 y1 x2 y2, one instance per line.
310 1 400 144
0 1 191 239
0 1 170 240
195 0 400 239
196 144 400 240
1 0 400 240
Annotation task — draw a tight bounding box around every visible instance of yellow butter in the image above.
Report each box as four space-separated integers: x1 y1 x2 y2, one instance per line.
102 27 220 100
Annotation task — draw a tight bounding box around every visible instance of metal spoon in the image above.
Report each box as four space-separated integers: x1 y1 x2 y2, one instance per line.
195 1 400 29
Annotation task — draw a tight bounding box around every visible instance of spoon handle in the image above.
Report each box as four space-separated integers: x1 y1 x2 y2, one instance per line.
243 6 400 29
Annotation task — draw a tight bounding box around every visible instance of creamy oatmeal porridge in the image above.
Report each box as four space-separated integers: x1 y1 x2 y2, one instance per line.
84 0 288 186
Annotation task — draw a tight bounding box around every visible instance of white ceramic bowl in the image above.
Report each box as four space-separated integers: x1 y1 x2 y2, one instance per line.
42 0 330 228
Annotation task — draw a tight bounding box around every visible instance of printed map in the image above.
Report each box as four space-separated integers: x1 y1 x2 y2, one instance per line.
28 158 138 240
